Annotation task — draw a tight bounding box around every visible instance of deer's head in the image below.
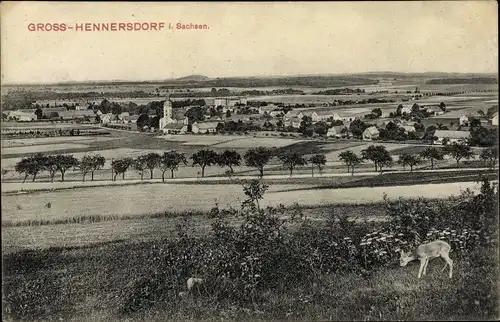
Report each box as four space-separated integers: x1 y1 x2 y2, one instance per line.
399 250 413 267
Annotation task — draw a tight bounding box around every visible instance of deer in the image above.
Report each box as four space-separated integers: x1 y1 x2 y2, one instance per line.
399 240 453 279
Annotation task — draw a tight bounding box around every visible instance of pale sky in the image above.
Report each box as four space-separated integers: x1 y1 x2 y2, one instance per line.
1 1 498 84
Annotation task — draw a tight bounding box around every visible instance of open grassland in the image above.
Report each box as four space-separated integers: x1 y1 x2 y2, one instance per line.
2 202 389 251
1 136 118 148
2 143 92 156
1 180 488 225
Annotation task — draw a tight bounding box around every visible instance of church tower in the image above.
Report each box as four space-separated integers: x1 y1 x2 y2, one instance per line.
163 96 173 120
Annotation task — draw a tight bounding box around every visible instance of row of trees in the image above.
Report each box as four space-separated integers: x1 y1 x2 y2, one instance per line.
14 144 498 183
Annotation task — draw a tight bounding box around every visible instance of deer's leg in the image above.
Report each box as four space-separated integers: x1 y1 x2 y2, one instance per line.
417 258 425 278
422 258 429 276
441 253 453 279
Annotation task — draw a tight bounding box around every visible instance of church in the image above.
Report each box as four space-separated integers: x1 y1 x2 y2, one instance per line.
159 96 189 134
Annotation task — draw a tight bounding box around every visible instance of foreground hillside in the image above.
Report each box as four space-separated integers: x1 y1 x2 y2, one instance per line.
2 178 498 321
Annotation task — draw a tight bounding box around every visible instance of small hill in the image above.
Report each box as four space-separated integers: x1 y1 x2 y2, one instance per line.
176 75 210 82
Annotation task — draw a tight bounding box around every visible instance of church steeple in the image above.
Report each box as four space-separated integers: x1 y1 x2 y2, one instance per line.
163 96 172 120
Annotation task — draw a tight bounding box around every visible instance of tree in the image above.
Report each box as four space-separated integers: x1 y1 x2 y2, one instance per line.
79 154 106 182
469 126 497 147
338 150 362 175
143 153 161 179
133 155 147 180
160 151 187 181
278 152 307 177
226 110 232 118
396 104 403 116
35 108 43 120
112 158 133 181
444 142 474 165
54 155 78 182
313 122 328 136
349 119 368 137
136 114 150 130
191 149 218 178
420 147 444 169
479 147 498 169
217 150 241 175
15 153 46 183
398 153 421 172
361 145 392 172
185 106 205 123
43 155 59 182
309 154 326 177
371 108 382 118
439 102 446 112
244 147 273 177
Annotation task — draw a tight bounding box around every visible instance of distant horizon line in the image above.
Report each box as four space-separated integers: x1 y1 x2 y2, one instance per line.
2 71 498 86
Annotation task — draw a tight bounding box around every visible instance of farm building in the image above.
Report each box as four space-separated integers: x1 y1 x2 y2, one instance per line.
159 97 189 134
162 123 188 134
214 97 247 108
326 126 347 138
491 113 498 126
433 130 471 145
192 121 220 134
55 110 96 121
426 107 445 116
362 126 380 141
285 110 300 118
6 110 37 121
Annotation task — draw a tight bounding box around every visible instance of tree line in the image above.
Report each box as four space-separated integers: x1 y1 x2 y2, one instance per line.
13 144 497 183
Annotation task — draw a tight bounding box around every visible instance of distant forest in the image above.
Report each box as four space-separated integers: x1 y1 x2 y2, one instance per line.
426 77 498 84
159 76 379 88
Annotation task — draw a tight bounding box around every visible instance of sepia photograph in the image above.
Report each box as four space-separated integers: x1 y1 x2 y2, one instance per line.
1 1 499 321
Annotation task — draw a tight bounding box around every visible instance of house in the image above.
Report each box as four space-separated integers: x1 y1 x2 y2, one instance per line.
159 97 189 134
7 110 36 121
400 125 416 133
326 126 347 138
118 112 130 121
426 107 445 116
297 111 313 120
332 111 365 122
269 110 282 117
285 110 300 118
284 117 302 129
459 115 469 126
362 126 380 141
491 113 498 126
101 113 116 125
433 130 471 145
162 123 188 134
192 121 220 134
258 105 279 115
401 105 412 114
312 110 334 122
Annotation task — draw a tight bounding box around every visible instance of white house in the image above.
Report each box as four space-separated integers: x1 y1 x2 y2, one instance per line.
101 113 116 125
433 130 471 145
332 111 365 122
118 112 130 121
122 115 139 124
401 105 412 114
491 113 498 126
284 117 302 128
192 121 220 134
459 115 469 126
326 126 347 138
312 111 334 122
362 126 380 141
